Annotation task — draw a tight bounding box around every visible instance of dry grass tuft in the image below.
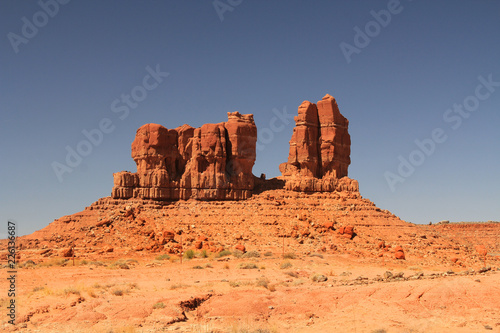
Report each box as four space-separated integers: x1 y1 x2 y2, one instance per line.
280 261 292 269
170 283 189 290
217 250 232 258
155 254 170 261
232 250 244 258
256 277 269 289
111 289 125 296
242 250 261 258
152 302 165 309
284 271 299 278
64 287 81 296
39 259 67 267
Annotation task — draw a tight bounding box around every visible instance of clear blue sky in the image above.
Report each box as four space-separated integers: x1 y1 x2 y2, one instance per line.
1 0 499 236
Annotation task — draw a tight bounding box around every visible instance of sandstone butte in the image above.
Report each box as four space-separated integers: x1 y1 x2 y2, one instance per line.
2 94 499 333
279 94 357 193
5 94 499 268
111 111 257 201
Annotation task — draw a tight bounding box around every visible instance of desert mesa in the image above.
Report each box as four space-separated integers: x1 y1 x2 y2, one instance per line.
1 94 499 332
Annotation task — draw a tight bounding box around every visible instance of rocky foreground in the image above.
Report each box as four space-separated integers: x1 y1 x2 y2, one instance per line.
0 244 498 332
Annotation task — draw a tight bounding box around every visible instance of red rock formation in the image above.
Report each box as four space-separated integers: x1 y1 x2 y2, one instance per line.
476 245 487 257
281 101 321 178
394 246 405 260
112 112 257 200
61 248 73 258
338 225 355 239
235 244 246 253
317 94 351 178
280 94 357 192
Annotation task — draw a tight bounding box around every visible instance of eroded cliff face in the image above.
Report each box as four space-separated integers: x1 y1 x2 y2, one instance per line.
112 93 358 200
280 94 358 192
112 112 257 200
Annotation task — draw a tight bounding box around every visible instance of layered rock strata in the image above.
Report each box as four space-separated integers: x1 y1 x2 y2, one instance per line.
112 112 257 200
280 94 357 192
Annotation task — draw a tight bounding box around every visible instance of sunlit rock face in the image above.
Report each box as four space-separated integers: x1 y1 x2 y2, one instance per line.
280 94 357 193
112 112 257 200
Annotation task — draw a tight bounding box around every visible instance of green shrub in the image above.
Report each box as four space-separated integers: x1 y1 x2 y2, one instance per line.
152 302 165 309
89 261 106 267
156 254 171 261
184 249 195 259
242 250 261 258
216 250 232 258
232 250 244 258
109 260 129 269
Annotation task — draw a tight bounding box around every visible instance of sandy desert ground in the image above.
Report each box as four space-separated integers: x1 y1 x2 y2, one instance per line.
1 249 499 333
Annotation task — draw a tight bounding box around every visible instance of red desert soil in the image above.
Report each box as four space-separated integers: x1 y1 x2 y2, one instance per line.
1 189 499 332
0 251 499 332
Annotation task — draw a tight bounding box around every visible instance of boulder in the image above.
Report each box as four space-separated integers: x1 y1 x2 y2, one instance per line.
235 244 246 253
475 245 487 257
394 246 405 260
163 230 176 240
197 235 208 242
338 225 355 239
61 248 73 257
322 221 334 230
